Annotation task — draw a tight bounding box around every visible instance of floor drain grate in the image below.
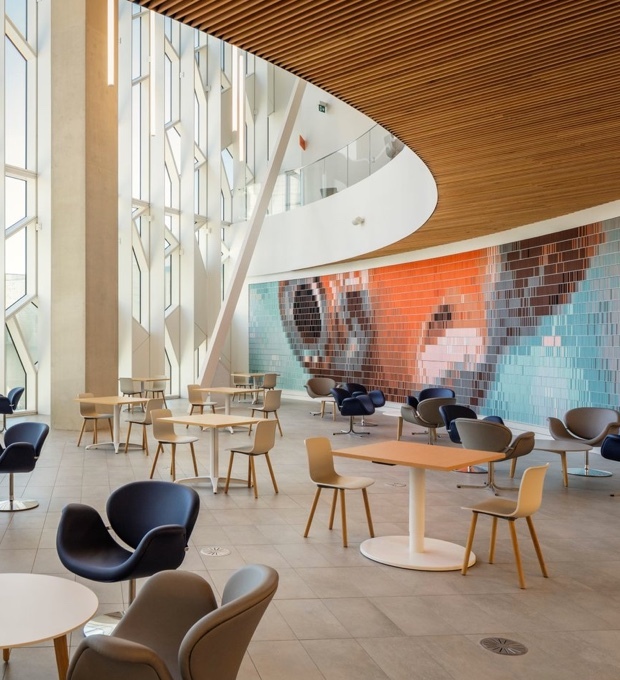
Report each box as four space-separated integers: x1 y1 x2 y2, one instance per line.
200 546 231 557
480 637 528 656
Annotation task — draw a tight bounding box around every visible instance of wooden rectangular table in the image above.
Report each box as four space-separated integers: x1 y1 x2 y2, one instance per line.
333 440 505 571
75 395 148 453
160 413 261 492
198 386 265 413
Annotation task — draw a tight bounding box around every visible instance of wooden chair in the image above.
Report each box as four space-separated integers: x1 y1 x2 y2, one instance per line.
250 389 283 436
77 393 113 446
461 464 549 589
225 419 278 499
124 398 164 455
149 408 198 481
303 437 374 548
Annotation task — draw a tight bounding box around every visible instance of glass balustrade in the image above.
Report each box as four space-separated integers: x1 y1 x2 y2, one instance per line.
241 125 403 221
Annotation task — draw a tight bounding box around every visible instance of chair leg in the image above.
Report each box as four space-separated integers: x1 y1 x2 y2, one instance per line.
489 516 498 563
124 422 133 453
510 458 517 478
189 442 198 477
92 419 98 445
361 488 374 538
265 453 279 494
328 489 338 529
339 488 348 547
170 443 176 481
249 457 258 499
142 425 149 456
149 443 163 478
462 512 478 575
247 457 252 487
508 519 526 589
77 420 87 446
0 472 39 512
334 416 370 436
304 487 322 537
397 416 403 441
274 411 283 436
224 452 235 494
107 418 113 439
526 516 548 578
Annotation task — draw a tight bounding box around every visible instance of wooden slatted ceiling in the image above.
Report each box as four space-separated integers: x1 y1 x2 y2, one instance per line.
132 0 620 258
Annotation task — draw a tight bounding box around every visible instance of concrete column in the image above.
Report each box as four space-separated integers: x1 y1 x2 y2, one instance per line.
49 0 118 428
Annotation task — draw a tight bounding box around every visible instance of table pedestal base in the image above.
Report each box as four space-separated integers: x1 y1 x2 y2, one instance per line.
360 535 476 571
568 467 612 477
83 611 123 637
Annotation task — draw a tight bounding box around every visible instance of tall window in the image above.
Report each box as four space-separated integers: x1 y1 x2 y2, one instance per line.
3 2 39 409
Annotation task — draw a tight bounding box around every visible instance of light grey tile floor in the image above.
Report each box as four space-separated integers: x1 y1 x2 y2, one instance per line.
1 396 620 679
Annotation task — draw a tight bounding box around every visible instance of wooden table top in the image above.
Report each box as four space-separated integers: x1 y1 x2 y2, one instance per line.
160 414 261 428
333 440 505 471
534 438 592 452
198 386 264 395
75 395 148 406
0 573 98 648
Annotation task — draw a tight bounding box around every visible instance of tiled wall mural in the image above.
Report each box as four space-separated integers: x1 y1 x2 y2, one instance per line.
249 218 620 426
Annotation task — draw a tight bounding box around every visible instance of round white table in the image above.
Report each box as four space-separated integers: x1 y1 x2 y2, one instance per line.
0 573 98 679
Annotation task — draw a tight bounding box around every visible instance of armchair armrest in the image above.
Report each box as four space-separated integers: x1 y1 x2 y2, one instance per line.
548 416 572 441
68 635 174 680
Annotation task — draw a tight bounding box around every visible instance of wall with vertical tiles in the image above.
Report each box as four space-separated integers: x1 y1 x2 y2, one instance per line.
249 218 620 426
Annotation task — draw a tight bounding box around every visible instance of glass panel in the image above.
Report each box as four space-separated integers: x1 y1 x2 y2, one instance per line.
301 160 324 206
6 230 27 308
164 54 172 124
132 14 142 79
6 0 27 37
164 253 172 310
5 38 27 168
167 127 181 175
132 250 142 323
14 301 38 367
347 134 370 186
132 83 142 197
5 176 27 229
5 329 26 402
324 148 347 194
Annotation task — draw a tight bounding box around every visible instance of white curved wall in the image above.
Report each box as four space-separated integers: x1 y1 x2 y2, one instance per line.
248 147 437 276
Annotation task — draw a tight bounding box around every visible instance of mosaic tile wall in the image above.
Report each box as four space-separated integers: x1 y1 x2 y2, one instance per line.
249 218 620 426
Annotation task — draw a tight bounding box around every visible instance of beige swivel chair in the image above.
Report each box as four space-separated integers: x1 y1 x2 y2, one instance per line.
261 373 278 390
303 437 374 548
305 377 337 419
455 418 535 494
77 393 114 446
548 406 620 476
461 464 549 589
150 408 198 481
67 565 278 680
250 389 283 436
145 378 168 407
398 397 456 444
124 397 164 455
187 383 217 420
224 419 278 499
